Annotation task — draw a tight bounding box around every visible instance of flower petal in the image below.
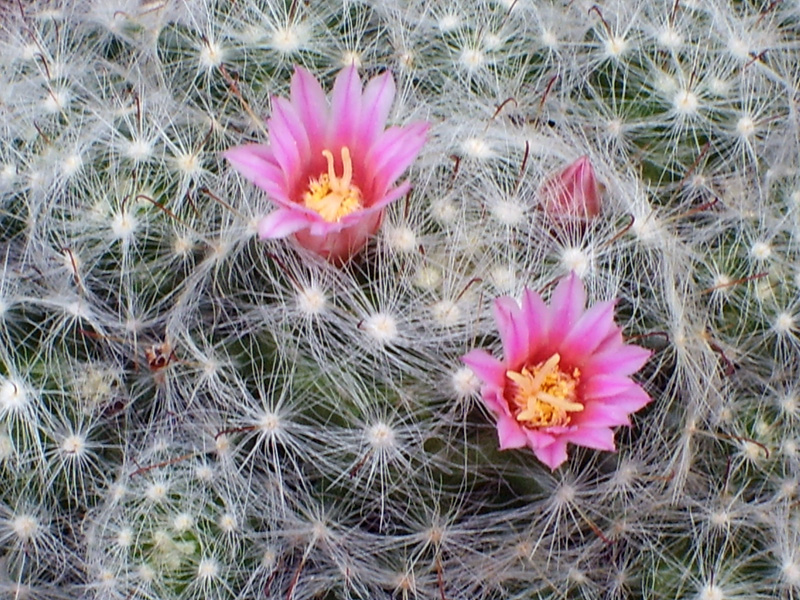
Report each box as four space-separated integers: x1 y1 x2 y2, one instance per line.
564 427 616 451
481 389 507 415
524 428 556 449
572 401 632 428
594 329 624 354
270 96 311 165
366 122 430 194
347 181 410 219
267 97 303 179
593 385 652 414
328 64 362 148
559 300 618 366
258 209 315 239
521 287 549 356
548 271 586 341
290 66 328 145
497 415 529 449
360 71 396 143
533 440 569 470
581 374 643 400
584 345 651 378
494 296 528 369
224 144 291 203
462 349 506 389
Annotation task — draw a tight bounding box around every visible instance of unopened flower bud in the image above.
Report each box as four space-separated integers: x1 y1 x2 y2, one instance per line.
539 155 602 219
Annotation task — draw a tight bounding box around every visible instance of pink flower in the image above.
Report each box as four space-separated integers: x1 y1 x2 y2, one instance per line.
224 65 429 263
462 273 652 470
539 156 602 219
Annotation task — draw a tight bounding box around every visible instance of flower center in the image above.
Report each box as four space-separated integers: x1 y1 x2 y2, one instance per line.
302 146 363 222
506 353 583 428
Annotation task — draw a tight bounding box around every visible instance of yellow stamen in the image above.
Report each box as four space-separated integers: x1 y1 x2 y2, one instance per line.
302 146 363 222
506 353 583 428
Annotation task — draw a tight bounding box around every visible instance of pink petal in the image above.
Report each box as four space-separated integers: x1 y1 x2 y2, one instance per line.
481 389 506 415
564 427 616 451
267 97 302 179
497 415 529 449
461 349 506 389
592 385 652 414
581 374 644 400
366 122 430 194
292 220 368 263
365 125 406 162
548 272 586 341
348 181 410 218
359 71 396 143
593 329 624 354
328 65 362 148
290 67 328 145
270 96 311 165
258 209 315 239
533 440 569 470
558 300 618 366
307 218 345 236
493 296 528 369
524 428 556 449
224 144 292 204
572 401 632 428
583 345 651 378
520 287 549 355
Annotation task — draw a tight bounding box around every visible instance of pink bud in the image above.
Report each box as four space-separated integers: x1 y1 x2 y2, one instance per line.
539 156 602 219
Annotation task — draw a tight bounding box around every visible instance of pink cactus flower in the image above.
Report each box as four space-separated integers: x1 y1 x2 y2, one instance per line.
224 65 429 263
462 273 652 470
539 155 602 219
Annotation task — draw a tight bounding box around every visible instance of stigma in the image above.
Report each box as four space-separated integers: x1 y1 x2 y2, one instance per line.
303 146 363 222
506 353 583 428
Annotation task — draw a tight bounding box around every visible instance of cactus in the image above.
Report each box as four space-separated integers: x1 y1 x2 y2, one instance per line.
1 0 799 598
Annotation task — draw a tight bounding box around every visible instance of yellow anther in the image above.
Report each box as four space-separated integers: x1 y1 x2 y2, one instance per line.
303 146 362 222
506 353 583 428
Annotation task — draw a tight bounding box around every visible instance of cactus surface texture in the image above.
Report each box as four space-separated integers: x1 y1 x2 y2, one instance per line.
1 1 799 598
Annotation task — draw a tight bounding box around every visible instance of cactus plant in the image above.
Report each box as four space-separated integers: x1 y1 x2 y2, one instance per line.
1 0 799 598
